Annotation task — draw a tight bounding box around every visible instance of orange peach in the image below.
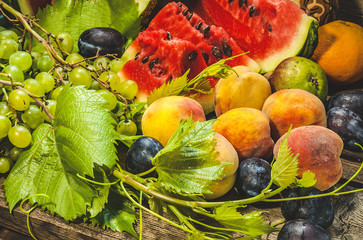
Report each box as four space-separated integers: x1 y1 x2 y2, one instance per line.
204 173 236 200
262 89 327 141
214 133 239 177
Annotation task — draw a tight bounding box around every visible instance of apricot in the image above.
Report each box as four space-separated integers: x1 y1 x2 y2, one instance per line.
214 133 239 177
141 96 205 146
274 126 343 191
204 173 236 200
262 89 326 141
213 108 274 160
214 66 271 117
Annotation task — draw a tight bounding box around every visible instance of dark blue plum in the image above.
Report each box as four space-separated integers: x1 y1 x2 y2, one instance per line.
326 90 363 117
278 219 330 240
125 136 163 177
235 157 271 198
78 27 125 58
281 188 334 229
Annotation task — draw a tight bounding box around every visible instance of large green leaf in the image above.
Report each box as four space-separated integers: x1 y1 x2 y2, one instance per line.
152 119 227 195
4 85 118 221
34 0 142 52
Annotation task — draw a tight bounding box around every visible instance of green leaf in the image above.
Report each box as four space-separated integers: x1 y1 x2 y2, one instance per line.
90 188 138 238
152 118 227 195
4 86 118 221
34 0 143 52
295 171 317 188
214 204 278 237
271 128 299 188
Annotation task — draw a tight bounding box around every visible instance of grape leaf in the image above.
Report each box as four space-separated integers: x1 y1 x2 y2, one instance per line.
214 204 278 237
90 188 138 238
271 129 299 188
152 118 228 195
4 85 118 220
295 171 317 188
34 0 142 52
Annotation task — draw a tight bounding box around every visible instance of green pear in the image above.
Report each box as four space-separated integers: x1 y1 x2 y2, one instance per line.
269 56 328 101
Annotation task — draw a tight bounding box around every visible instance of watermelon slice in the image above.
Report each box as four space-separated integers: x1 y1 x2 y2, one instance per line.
118 29 207 102
146 2 260 71
200 0 319 73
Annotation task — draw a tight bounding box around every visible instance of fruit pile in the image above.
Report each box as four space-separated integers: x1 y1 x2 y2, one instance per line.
0 0 362 239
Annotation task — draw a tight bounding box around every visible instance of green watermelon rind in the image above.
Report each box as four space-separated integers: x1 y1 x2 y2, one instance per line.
257 16 319 73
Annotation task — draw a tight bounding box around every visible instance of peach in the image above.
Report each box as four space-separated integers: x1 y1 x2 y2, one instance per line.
214 133 239 177
213 108 274 160
262 89 327 141
274 125 343 191
214 66 271 117
204 173 236 200
141 96 205 146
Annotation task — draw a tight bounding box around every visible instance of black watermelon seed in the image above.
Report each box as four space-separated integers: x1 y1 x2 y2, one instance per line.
222 44 232 57
239 0 247 7
182 9 188 16
196 21 202 30
249 6 256 17
141 55 149 64
166 31 172 40
212 47 223 59
268 24 272 32
188 51 198 61
202 52 209 64
187 13 193 21
228 0 234 3
149 58 159 69
202 26 210 38
134 52 140 60
177 3 182 7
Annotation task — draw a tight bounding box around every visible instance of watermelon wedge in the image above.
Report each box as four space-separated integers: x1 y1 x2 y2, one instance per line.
200 0 319 73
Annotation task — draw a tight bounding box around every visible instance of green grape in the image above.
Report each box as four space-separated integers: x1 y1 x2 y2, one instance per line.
0 115 11 138
9 147 21 161
86 64 97 77
8 89 31 111
51 85 64 100
41 99 57 122
21 105 44 129
118 80 138 100
0 102 11 116
0 157 11 174
93 57 110 72
55 32 74 54
8 125 32 148
0 47 3 59
65 53 85 66
0 39 18 59
37 55 53 72
90 80 101 90
23 79 46 98
116 119 137 136
99 71 120 85
109 58 125 73
1 64 24 83
69 67 92 89
35 72 55 93
97 89 117 111
30 51 42 70
9 51 33 72
0 30 18 41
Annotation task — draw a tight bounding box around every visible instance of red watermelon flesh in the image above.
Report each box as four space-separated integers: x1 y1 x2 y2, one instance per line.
118 29 208 102
200 0 318 72
147 2 260 71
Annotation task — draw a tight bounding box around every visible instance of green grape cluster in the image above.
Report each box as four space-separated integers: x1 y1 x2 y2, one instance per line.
0 27 141 175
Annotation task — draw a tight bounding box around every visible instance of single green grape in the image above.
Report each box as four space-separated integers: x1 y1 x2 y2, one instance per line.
9 147 21 161
0 115 12 138
93 57 110 72
1 64 24 83
8 89 31 111
23 79 46 98
21 105 44 129
8 124 32 148
97 89 117 111
116 119 137 136
30 51 42 70
0 102 11 116
55 32 74 54
109 58 125 73
90 80 101 90
0 30 18 41
37 55 53 72
41 99 57 122
99 71 120 85
0 157 11 174
50 85 64 100
118 80 138 100
65 53 85 66
0 39 18 59
35 72 55 93
69 67 93 89
9 51 33 72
